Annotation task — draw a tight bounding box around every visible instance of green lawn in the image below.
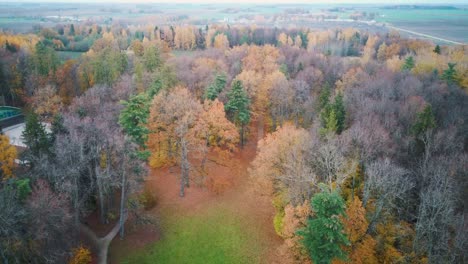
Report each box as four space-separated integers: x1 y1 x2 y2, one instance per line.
123 206 263 264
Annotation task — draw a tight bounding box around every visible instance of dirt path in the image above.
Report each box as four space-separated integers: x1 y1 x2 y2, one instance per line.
109 121 290 263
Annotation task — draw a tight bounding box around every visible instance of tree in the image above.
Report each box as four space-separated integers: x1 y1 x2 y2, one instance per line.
130 40 144 56
143 45 162 72
27 179 74 262
337 197 378 264
401 56 415 71
69 24 75 36
377 43 387 61
119 93 151 148
277 32 288 46
22 112 51 158
334 93 346 134
204 73 227 101
0 187 29 262
0 134 17 180
249 124 314 204
69 246 92 264
174 26 196 50
224 80 251 147
147 87 202 196
31 85 63 122
191 99 239 180
411 104 436 137
297 184 349 264
87 48 128 86
441 63 458 85
32 41 59 76
321 108 338 136
213 33 229 50
433 44 441 54
320 93 346 135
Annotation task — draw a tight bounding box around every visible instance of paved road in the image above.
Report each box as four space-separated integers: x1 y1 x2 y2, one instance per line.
386 25 465 45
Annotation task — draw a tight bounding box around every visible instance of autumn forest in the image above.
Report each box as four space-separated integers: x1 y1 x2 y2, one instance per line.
0 3 468 264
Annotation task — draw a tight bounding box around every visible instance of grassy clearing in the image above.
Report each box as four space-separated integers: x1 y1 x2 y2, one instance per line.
124 206 263 264
57 51 84 61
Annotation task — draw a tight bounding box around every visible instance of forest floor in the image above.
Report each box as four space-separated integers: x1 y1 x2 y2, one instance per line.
107 122 291 264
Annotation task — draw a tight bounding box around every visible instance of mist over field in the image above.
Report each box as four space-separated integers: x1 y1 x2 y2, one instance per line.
0 2 467 264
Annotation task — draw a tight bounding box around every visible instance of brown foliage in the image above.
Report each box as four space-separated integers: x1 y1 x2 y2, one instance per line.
249 124 314 204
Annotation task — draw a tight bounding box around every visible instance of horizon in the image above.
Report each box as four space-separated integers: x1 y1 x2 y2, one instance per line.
2 0 468 5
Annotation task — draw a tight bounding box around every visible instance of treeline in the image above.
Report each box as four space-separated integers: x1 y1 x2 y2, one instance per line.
0 23 467 264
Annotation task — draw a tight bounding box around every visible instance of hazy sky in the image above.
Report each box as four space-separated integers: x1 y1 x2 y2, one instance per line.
5 0 468 4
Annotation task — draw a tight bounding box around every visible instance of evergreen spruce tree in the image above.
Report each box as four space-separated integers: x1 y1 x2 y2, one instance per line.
297 184 349 264
401 56 415 71
205 73 227 100
411 105 436 137
22 112 51 158
334 93 346 134
441 63 458 85
225 80 250 147
320 92 346 135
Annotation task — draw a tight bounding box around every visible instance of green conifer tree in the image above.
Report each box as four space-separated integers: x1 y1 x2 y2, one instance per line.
297 184 349 264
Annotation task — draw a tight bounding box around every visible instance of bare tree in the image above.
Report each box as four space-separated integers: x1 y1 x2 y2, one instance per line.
364 158 414 231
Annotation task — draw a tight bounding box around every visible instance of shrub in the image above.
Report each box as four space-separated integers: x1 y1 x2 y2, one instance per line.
138 186 157 210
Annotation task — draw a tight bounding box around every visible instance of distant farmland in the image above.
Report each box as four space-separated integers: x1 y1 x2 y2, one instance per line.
334 6 468 43
0 3 466 43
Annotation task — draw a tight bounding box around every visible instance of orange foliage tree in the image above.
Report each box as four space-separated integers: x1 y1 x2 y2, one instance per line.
31 85 63 122
250 124 315 238
191 99 239 181
147 87 238 196
334 197 378 264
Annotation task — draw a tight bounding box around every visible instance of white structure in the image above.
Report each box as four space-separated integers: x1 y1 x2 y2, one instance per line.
3 123 51 148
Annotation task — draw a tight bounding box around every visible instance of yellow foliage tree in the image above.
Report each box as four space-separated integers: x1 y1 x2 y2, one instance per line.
68 246 92 264
377 43 388 62
294 35 302 48
278 32 288 46
386 55 403 72
0 135 17 180
213 33 229 50
174 26 196 50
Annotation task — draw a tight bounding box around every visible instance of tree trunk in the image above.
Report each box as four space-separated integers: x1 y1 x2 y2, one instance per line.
119 158 126 239
95 166 106 224
240 124 244 148
80 214 127 264
73 174 80 225
180 139 189 197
